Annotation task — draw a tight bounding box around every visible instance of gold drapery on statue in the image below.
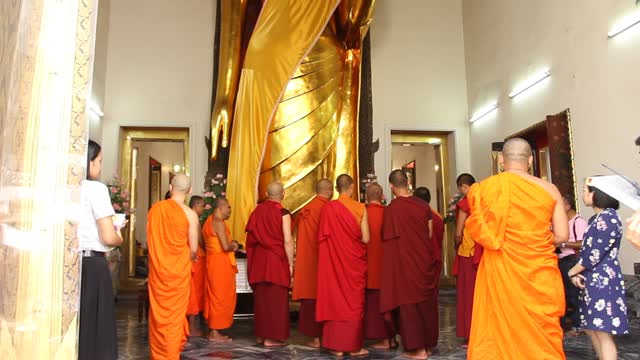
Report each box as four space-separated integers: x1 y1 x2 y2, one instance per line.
212 0 375 243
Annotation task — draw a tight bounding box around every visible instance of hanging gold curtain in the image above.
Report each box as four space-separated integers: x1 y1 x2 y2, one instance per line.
0 0 95 358
225 0 341 243
224 0 375 244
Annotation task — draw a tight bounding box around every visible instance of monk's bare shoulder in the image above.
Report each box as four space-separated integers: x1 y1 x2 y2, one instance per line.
521 173 562 202
180 203 199 224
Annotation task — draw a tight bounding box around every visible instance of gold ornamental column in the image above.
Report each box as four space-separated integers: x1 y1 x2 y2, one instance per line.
0 0 97 358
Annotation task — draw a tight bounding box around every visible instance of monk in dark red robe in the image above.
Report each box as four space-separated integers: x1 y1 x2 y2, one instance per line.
245 182 294 347
363 183 397 349
316 174 370 357
291 179 333 347
454 173 479 344
382 170 437 360
414 186 445 350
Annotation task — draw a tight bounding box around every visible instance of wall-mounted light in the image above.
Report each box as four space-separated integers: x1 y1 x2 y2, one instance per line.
469 102 498 123
608 11 640 38
402 143 412 147
173 164 181 172
434 164 440 172
508 68 550 99
87 99 104 117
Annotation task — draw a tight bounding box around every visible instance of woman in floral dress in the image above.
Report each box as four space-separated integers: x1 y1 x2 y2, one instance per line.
568 182 629 360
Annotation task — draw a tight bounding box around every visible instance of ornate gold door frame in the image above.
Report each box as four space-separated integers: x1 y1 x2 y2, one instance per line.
118 127 190 289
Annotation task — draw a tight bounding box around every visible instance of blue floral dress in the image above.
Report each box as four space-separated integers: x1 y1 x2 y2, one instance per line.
578 208 629 334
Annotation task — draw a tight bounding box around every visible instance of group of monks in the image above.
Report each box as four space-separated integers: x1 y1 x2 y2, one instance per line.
144 137 577 360
241 172 445 359
145 170 443 359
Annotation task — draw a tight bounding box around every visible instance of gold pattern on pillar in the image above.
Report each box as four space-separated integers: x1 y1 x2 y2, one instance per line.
0 0 96 358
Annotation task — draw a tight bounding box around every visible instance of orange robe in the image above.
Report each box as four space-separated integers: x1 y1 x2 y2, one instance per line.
202 216 237 330
147 199 191 360
292 195 328 300
187 246 206 315
466 172 565 360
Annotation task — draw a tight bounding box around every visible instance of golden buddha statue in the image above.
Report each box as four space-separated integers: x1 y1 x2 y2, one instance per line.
209 0 375 242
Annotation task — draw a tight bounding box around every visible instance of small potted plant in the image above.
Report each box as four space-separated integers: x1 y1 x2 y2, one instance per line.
444 192 464 224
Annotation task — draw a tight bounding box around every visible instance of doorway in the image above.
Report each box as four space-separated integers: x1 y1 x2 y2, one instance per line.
390 131 456 284
118 127 190 289
492 109 578 210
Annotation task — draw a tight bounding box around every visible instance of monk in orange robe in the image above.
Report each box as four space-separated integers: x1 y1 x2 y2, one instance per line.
381 171 437 360
453 173 477 344
316 174 370 357
245 182 294 347
466 138 569 360
413 186 444 350
147 174 200 360
363 183 396 349
291 179 333 347
203 198 239 342
186 195 206 336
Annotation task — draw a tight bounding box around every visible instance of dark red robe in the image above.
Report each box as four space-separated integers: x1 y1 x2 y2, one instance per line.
316 200 367 352
454 197 481 339
429 208 445 348
381 196 437 351
245 200 291 341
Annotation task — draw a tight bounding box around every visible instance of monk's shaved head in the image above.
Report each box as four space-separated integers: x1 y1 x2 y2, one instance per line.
315 178 332 194
212 197 229 209
366 183 383 202
336 174 354 193
502 138 532 164
267 181 284 199
388 169 408 188
171 174 191 193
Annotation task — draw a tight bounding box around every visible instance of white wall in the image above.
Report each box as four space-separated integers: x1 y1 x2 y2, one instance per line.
371 0 471 198
133 141 184 247
94 0 215 193
463 0 640 273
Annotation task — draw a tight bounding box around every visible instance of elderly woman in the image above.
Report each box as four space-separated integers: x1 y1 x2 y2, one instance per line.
568 181 629 360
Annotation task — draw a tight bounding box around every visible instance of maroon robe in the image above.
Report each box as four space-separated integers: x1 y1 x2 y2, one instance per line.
245 200 291 341
454 197 479 340
316 200 367 352
381 196 437 351
429 208 445 348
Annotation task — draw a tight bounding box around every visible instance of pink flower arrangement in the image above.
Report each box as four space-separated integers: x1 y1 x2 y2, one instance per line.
200 173 228 224
107 174 133 214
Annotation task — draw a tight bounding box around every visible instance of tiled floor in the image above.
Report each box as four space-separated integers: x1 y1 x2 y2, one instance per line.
116 290 640 359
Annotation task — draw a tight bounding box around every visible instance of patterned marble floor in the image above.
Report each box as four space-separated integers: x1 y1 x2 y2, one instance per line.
116 290 640 359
